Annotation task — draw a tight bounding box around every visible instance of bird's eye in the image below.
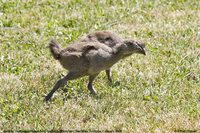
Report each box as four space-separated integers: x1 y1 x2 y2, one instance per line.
105 37 112 41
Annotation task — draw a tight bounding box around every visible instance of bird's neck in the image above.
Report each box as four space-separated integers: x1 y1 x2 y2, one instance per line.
104 45 125 67
112 43 126 58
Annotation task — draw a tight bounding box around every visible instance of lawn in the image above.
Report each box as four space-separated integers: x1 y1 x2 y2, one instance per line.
0 0 200 132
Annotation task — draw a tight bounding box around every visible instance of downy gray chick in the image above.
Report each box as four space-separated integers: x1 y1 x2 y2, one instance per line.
45 39 145 101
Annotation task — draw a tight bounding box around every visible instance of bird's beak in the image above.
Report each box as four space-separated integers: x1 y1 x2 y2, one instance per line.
140 47 146 55
137 44 146 55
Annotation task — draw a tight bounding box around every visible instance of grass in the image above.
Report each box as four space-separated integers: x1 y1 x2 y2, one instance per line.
0 0 200 132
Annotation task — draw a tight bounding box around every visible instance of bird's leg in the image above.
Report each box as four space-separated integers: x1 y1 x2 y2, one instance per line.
45 72 83 102
106 69 112 83
88 73 99 95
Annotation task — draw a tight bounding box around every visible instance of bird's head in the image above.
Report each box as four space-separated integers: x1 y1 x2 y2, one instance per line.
119 39 146 56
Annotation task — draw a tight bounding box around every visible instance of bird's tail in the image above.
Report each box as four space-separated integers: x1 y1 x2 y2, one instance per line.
49 39 61 60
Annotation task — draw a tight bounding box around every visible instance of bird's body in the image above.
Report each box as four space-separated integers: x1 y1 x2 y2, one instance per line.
58 41 114 75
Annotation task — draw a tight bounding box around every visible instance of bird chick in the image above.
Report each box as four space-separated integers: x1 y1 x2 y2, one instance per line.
45 39 145 101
